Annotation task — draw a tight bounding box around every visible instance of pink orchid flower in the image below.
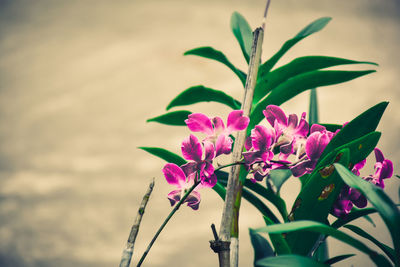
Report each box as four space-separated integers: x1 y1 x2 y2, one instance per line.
180 134 217 187
263 105 309 159
162 163 201 210
185 110 249 156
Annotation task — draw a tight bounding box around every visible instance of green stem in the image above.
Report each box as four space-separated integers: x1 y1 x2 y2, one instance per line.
136 179 201 267
214 161 245 172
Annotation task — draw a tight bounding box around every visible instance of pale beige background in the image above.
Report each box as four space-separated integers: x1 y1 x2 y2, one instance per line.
0 0 399 266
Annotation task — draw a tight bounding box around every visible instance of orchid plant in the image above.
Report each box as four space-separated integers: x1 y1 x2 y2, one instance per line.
135 9 400 267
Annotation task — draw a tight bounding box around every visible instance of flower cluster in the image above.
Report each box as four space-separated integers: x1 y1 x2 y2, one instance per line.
162 110 249 210
162 105 394 214
332 148 394 217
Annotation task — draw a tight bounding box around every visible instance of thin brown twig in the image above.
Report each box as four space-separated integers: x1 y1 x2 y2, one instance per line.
119 178 155 267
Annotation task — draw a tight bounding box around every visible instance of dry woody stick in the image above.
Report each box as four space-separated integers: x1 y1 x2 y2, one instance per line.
119 178 155 267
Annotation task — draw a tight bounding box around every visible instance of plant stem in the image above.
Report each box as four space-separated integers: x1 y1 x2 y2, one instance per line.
136 179 200 267
119 179 155 267
214 161 245 172
216 24 266 267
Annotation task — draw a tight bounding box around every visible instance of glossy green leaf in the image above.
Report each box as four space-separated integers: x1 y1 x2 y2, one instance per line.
268 169 292 194
313 240 328 262
184 46 246 86
309 88 319 125
323 254 355 265
256 221 391 267
334 163 400 266
344 224 395 263
254 56 376 104
263 216 291 255
259 17 332 76
332 206 400 229
231 11 253 64
249 228 275 264
147 110 191 126
255 254 328 267
319 101 388 161
138 147 186 165
166 85 241 110
319 123 342 132
286 148 350 255
249 70 375 130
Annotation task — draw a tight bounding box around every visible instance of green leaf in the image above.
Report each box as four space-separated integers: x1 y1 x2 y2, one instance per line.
323 254 355 265
254 56 377 104
184 46 246 86
318 101 388 162
309 88 319 125
166 85 241 110
256 221 392 267
255 255 328 267
313 240 328 262
138 147 186 165
147 110 191 126
332 206 400 229
249 228 275 264
268 169 292 193
319 123 342 132
259 17 332 76
249 70 375 130
344 224 396 263
334 163 400 266
231 11 253 64
263 216 291 255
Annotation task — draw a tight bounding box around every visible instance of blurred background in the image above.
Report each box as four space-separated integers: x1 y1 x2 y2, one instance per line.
0 0 399 266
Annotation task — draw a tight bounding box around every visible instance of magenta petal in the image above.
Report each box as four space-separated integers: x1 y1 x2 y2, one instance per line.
251 125 275 151
227 110 249 132
287 114 298 129
242 151 261 165
310 124 326 134
204 141 216 161
295 117 309 137
305 132 330 161
185 191 201 210
163 163 186 187
181 134 203 162
379 160 393 180
201 173 217 188
263 105 287 127
215 134 233 156
181 162 197 178
245 136 253 151
167 189 182 207
290 161 311 177
185 113 214 135
212 117 225 133
374 148 385 163
202 162 215 179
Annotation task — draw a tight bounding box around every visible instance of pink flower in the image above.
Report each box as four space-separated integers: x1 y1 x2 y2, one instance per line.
180 134 217 187
162 163 201 210
185 110 249 156
263 105 309 159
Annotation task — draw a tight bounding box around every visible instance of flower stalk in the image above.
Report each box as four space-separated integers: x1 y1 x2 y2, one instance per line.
215 21 265 267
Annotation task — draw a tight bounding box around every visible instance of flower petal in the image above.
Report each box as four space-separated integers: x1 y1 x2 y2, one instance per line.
163 163 186 187
167 189 182 207
290 161 311 177
374 148 385 163
181 134 202 162
204 141 216 161
215 134 233 156
185 191 201 210
263 105 287 127
185 113 214 135
310 124 326 134
212 116 225 134
227 110 249 133
305 131 330 161
201 173 217 188
251 125 275 151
